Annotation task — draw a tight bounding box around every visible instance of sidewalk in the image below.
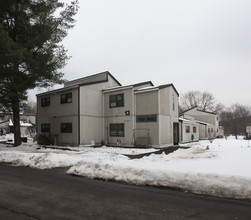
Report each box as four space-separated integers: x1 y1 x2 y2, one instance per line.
124 146 189 159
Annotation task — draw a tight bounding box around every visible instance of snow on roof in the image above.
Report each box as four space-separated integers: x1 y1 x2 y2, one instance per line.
134 83 179 96
9 119 33 127
103 81 154 93
102 85 133 93
179 117 199 125
135 86 156 91
195 119 214 126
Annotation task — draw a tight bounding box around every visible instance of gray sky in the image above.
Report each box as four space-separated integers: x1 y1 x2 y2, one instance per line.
30 0 251 107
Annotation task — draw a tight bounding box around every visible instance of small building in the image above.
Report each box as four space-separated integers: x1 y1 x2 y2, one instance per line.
179 106 220 139
246 123 251 139
9 119 35 136
0 112 36 136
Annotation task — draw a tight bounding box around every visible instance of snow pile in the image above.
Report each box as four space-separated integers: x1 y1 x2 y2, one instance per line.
68 137 251 199
1 136 251 199
0 143 156 169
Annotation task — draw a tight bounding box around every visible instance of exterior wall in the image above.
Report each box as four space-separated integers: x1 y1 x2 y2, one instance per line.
104 88 134 145
135 91 159 146
159 87 179 145
37 87 79 145
207 124 215 139
179 121 199 143
198 123 215 139
79 78 119 145
37 74 120 146
199 124 207 139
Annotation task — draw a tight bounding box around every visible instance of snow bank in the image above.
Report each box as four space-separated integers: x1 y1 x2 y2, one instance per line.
68 138 251 199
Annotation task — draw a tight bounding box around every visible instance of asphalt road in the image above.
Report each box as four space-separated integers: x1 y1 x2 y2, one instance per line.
0 163 251 220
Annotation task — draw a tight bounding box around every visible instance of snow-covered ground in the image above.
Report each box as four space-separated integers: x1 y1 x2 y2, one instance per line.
0 134 251 200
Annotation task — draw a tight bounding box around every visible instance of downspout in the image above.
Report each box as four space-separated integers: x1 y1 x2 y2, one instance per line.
181 121 183 143
36 96 38 136
102 92 104 143
158 89 161 146
132 89 135 146
78 86 80 145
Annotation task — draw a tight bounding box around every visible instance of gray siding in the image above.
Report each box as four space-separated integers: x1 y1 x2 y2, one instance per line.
37 87 79 145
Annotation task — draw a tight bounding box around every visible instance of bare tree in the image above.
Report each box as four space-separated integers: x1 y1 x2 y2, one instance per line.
23 100 37 114
180 90 223 113
220 104 251 138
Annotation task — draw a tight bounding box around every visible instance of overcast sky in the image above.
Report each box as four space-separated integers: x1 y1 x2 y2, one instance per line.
31 0 251 107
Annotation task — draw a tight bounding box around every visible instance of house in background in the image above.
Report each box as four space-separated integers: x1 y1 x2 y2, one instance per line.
37 71 179 147
9 119 34 136
0 112 36 136
179 106 220 140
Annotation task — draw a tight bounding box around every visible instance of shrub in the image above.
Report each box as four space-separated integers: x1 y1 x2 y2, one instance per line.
37 133 54 145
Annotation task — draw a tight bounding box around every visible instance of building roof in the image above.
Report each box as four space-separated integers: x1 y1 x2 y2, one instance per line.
0 120 9 125
37 71 121 97
134 83 179 96
64 71 121 87
195 119 214 126
9 119 33 127
102 81 154 93
179 106 217 116
158 84 179 96
179 106 197 116
197 109 217 115
179 117 199 125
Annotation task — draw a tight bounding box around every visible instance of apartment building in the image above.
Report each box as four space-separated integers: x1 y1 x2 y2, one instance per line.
37 71 179 147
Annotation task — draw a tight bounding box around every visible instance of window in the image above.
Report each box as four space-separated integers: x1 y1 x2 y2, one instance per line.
61 93 72 104
193 126 197 133
41 97 50 107
109 94 124 108
61 123 72 133
110 123 124 137
208 128 210 133
41 123 50 133
211 128 213 132
186 126 190 133
136 114 157 123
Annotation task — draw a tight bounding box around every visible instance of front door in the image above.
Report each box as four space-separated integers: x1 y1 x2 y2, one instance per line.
173 123 179 145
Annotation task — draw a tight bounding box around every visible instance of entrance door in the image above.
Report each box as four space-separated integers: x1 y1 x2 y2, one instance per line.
173 123 179 145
